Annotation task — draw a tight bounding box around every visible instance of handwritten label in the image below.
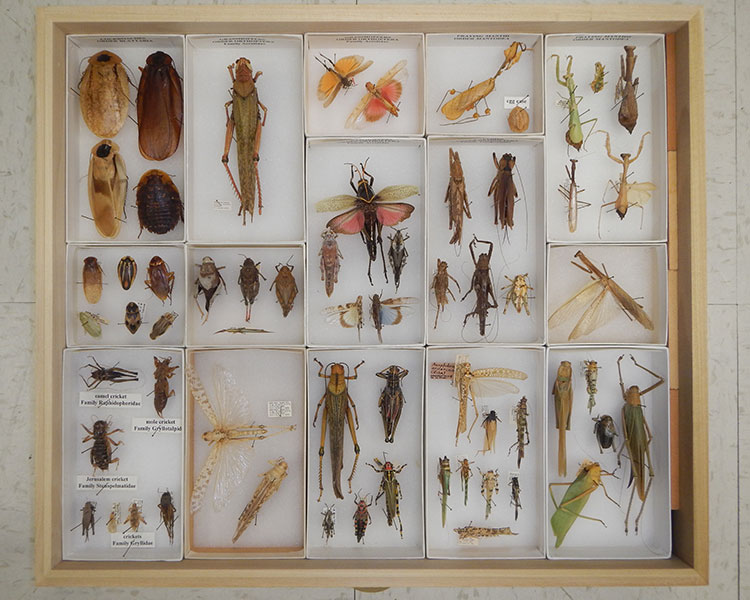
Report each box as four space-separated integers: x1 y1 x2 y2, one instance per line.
504 96 530 110
213 199 232 211
77 475 137 492
457 535 479 546
111 531 155 549
136 302 147 321
430 362 454 380
132 417 183 435
267 400 292 418
79 392 142 409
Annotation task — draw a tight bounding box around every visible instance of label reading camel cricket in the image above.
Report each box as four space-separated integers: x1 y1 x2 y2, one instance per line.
79 391 142 409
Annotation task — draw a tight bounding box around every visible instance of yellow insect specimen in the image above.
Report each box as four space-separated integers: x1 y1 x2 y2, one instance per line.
87 140 127 239
79 50 130 138
232 458 288 543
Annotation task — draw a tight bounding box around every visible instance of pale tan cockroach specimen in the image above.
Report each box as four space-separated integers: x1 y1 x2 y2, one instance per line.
232 458 288 543
431 259 461 329
106 502 121 533
500 273 533 316
87 140 127 239
82 256 103 304
558 159 589 233
445 148 471 246
553 361 573 477
79 50 130 138
479 468 500 519
454 523 517 541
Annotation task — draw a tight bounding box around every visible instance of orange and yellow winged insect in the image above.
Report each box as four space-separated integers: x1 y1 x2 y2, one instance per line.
346 60 408 129
316 54 373 108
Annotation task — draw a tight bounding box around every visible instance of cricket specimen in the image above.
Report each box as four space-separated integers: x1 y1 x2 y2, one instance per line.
431 259 461 329
461 237 499 338
553 360 573 477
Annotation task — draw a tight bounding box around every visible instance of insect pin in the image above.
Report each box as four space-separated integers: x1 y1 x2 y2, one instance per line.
346 60 407 129
353 492 372 543
319 228 343 297
194 256 227 323
376 365 408 443
316 53 372 107
431 259 461 329
368 454 406 538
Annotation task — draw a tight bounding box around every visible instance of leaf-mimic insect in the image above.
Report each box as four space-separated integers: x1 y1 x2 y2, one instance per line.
368 455 406 538
232 458 288 543
79 311 107 338
137 51 183 161
316 53 373 107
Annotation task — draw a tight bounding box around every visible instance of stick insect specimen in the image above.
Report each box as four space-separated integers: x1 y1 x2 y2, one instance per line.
615 46 639 133
457 458 474 506
509 475 522 521
431 259 461 329
508 396 530 469
550 54 597 151
370 294 418 343
232 458 288 543
324 295 364 341
488 152 519 230
454 523 518 541
368 455 406 538
479 468 500 519
316 54 373 107
501 274 533 316
346 60 407 129
80 357 139 390
583 359 600 413
313 359 365 501
321 504 336 543
438 456 451 527
616 354 664 534
553 361 573 477
478 410 500 455
558 158 589 233
387 228 408 292
548 250 654 341
353 492 372 543
315 161 417 285
187 364 295 514
593 414 618 454
376 365 408 443
461 237 499 338
445 148 471 246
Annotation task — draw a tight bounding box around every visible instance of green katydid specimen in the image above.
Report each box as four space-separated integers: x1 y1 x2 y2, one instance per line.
550 54 597 151
437 456 451 528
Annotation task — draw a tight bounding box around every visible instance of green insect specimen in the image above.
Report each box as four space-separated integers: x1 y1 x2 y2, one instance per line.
437 456 451 528
79 311 107 338
550 54 597 151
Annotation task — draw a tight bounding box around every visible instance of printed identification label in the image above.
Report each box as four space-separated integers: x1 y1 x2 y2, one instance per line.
268 400 292 418
79 392 142 409
111 531 155 549
132 417 183 435
76 475 137 492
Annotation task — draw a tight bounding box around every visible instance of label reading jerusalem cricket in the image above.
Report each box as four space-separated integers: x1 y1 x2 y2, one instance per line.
268 400 292 418
79 392 142 409
504 96 530 110
111 531 155 549
77 475 137 492
132 417 183 435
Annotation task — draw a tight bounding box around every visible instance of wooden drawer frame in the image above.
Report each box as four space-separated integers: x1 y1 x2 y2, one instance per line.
35 4 707 587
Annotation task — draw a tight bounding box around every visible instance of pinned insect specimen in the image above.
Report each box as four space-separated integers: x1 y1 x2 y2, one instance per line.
135 170 184 236
431 259 461 329
353 492 372 543
123 302 141 334
370 294 418 343
232 458 288 543
550 54 597 151
507 105 530 133
457 458 474 506
157 490 177 544
81 356 138 390
315 161 417 285
616 354 664 534
82 257 103 304
437 456 451 527
82 418 123 474
478 410 500 455
313 359 364 500
488 153 519 230
79 311 107 338
137 51 183 161
479 468 500 519
590 61 607 93
106 502 120 533
368 455 406 538
439 41 529 123
153 356 179 418
214 327 272 335
615 46 639 133
150 312 178 340
321 504 336 543
123 501 147 533
346 60 407 129
553 360 573 477
316 54 373 107
387 228 409 292
593 414 618 454
80 501 96 541
319 228 343 297
238 256 265 322
117 256 137 290
376 365 408 443
430 354 527 445
78 50 129 138
558 159 589 233
509 396 530 469
548 250 654 341
454 523 518 541
324 295 364 341
583 359 599 413
445 148 471 246
501 274 533 316
461 237 498 337
549 460 619 548
187 364 295 513
222 57 267 224
194 257 227 323
509 476 522 521
269 261 298 317
88 140 127 239
145 256 175 304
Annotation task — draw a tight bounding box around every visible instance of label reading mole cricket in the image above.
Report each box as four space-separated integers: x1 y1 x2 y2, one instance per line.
132 417 183 435
111 531 155 549
79 392 142 409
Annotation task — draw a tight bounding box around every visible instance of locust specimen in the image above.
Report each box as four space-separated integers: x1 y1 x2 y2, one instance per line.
454 523 517 541
157 490 177 545
79 311 107 337
324 295 364 340
269 261 298 317
319 228 343 297
431 259 461 329
346 60 407 129
81 356 138 390
593 414 618 454
488 152 518 230
457 458 474 506
194 257 227 323
437 456 451 527
321 504 336 542
149 312 178 340
479 468 500 519
548 250 654 341
135 169 184 236
478 410 500 455
376 365 408 443
82 418 123 474
558 159 589 233
145 256 175 304
501 274 532 316
583 359 600 413
508 396 530 469
461 237 499 338
353 492 372 543
232 458 288 543
590 61 607 93
616 354 664 534
238 257 265 322
387 228 408 292
445 148 471 246
316 54 372 107
78 50 130 138
153 356 179 418
368 455 406 538
87 140 127 239
137 51 183 161
187 364 295 513
123 501 147 533
106 502 120 533
615 46 639 133
509 476 522 521
315 161 417 285
553 360 573 477
550 54 597 151
222 58 267 224
370 294 418 343
80 501 97 541
117 256 137 290
313 359 365 501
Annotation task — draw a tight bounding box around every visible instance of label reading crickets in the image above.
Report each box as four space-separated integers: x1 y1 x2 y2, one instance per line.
111 531 155 549
132 417 183 435
79 392 142 409
504 96 530 110
267 400 292 418
213 199 232 211
76 475 137 492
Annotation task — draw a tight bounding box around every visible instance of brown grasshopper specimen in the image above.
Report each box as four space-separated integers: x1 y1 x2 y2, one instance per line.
461 237 498 337
313 359 365 501
508 396 530 469
445 148 471 246
232 458 288 543
553 361 573 477
376 365 408 443
558 159 589 233
319 228 343 297
488 152 518 230
431 259 461 329
456 458 474 506
222 58 267 224
616 46 639 133
454 523 517 541
479 468 500 519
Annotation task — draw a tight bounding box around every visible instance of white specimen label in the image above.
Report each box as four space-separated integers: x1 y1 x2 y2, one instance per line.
132 417 183 435
457 536 479 546
79 392 142 409
111 531 155 549
77 475 137 492
268 400 292 418
504 96 530 110
213 199 232 211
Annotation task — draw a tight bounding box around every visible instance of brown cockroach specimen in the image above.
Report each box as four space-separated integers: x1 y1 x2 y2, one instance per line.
319 228 343 297
88 140 127 239
387 228 409 292
615 46 639 134
553 360 573 477
123 501 147 533
106 502 120 533
445 148 471 246
478 410 500 454
135 169 184 237
488 152 518 230
145 256 175 304
509 475 522 521
590 61 607 93
137 51 183 161
558 159 589 233
324 296 364 341
222 57 267 224
157 490 177 545
313 359 365 501
81 356 139 390
269 261 298 318
508 396 530 469
454 523 517 541
501 273 533 316
82 256 103 304
82 418 123 474
431 259 461 329
124 302 142 334
232 458 288 543
376 365 408 443
150 311 178 340
78 50 130 138
79 311 107 338
153 356 179 418
194 257 227 323
353 492 373 543
461 237 498 338
479 468 500 519
117 256 137 290
80 501 96 541
583 359 600 413
457 457 474 506
370 294 418 343
238 256 265 322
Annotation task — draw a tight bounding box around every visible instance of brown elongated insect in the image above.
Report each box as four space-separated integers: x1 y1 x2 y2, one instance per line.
106 502 120 533
387 228 409 292
508 396 530 469
615 46 639 133
431 259 461 330
232 458 288 543
145 256 175 304
150 312 178 340
370 294 418 343
79 50 130 138
548 250 654 340
137 51 183 161
319 228 343 297
479 468 500 519
590 61 607 93
79 311 107 338
509 475 522 521
376 365 408 443
135 169 184 237
124 302 142 334
157 490 177 545
194 257 227 323
269 261 298 318
593 414 618 453
82 257 103 304
81 356 139 390
583 359 600 413
123 501 147 533
445 148 471 246
313 359 364 501
324 296 364 341
117 256 137 290
238 257 265 322
457 457 474 506
222 57 267 224
81 418 123 474
88 140 127 239
214 327 273 335
80 501 96 541
501 273 532 316
553 360 573 477
558 158 589 233
316 54 373 107
368 455 406 538
353 492 372 543
454 523 517 541
488 152 518 230
478 410 500 455
461 237 498 337
153 356 179 418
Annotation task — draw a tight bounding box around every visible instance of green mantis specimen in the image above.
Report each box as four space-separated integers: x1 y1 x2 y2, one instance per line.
550 54 597 151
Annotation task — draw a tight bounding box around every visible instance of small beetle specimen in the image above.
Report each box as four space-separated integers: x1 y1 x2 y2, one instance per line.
550 54 598 151
558 159 589 233
368 455 406 538
153 356 179 418
508 396 530 469
353 492 373 543
124 302 142 334
501 273 533 316
117 256 137 290
79 311 107 338
88 140 127 239
321 504 336 543
590 61 607 93
478 410 500 455
431 258 461 329
137 51 183 161
149 312 178 340
376 365 408 443
319 228 343 297
79 50 130 138
437 456 451 527
583 359 600 413
370 294 418 343
507 105 530 133
479 468 500 519
145 256 175 304
553 360 573 477
157 490 177 544
346 60 407 129
81 356 139 390
233 458 288 543
615 46 639 133
445 148 471 246
488 152 518 230
324 296 364 341
316 53 373 107
387 228 409 292
82 257 103 304
106 502 120 533
82 418 123 474
461 237 499 338
238 256 265 322
269 261 298 318
80 501 97 541
123 500 147 533
194 256 227 323
509 476 522 521
457 458 474 506
593 414 618 453
135 169 184 237
454 523 518 541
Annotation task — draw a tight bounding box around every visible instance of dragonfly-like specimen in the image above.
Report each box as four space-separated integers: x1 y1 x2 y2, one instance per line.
346 60 407 129
187 364 296 514
548 250 654 341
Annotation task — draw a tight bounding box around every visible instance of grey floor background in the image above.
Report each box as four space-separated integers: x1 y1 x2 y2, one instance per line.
0 0 744 597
